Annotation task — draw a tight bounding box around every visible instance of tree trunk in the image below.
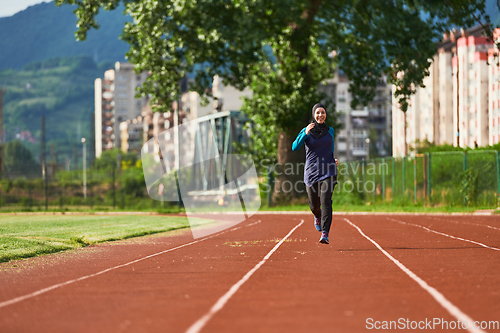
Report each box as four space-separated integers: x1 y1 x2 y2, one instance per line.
273 130 307 203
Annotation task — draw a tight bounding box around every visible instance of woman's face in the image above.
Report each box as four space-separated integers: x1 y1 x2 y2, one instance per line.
314 108 326 124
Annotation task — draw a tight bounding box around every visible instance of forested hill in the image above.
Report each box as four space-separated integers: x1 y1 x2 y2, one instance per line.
0 56 114 161
0 1 129 70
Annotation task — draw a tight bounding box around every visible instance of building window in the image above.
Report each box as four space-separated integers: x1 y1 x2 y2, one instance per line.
117 93 127 98
118 109 127 114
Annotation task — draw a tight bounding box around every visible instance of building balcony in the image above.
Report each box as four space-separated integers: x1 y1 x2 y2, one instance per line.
128 132 142 139
351 149 367 156
369 109 387 116
369 123 387 130
351 109 369 117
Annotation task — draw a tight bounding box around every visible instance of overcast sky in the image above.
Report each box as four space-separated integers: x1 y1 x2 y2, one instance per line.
0 0 52 18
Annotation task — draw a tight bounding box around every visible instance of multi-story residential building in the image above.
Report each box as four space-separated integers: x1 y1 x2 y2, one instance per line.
95 62 149 157
453 35 492 148
120 116 144 154
436 38 456 146
392 26 494 157
139 101 188 144
326 72 392 162
488 30 500 145
393 68 437 157
211 75 253 112
123 75 251 153
94 69 114 156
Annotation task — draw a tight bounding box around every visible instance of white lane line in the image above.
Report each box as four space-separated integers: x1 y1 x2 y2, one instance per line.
186 220 304 333
0 219 262 309
344 218 486 333
387 217 500 252
430 216 500 232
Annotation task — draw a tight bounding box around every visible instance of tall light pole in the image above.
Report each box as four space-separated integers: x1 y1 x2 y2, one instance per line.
0 88 5 176
365 137 370 161
81 138 87 199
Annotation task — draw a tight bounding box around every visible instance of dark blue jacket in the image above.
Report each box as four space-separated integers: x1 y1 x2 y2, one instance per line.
292 127 337 187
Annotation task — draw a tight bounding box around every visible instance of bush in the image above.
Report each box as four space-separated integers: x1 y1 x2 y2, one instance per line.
461 169 479 206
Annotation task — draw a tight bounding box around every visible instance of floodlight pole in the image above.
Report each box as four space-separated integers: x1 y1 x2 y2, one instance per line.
174 82 183 208
81 138 87 199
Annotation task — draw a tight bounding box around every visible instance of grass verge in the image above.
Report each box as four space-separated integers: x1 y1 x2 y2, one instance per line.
0 215 201 263
258 203 484 213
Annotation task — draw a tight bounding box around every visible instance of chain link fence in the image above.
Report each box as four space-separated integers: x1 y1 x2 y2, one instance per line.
0 163 180 212
1 150 499 210
334 150 499 207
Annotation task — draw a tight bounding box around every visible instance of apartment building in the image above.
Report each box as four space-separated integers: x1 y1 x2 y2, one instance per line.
488 34 500 145
120 116 144 154
119 74 252 154
393 65 437 157
326 72 392 162
392 26 494 157
453 35 492 148
95 62 149 157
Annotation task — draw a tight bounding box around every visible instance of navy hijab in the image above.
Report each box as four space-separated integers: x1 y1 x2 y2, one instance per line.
310 103 329 139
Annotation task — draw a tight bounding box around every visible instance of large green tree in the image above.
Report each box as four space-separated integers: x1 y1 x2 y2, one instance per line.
56 0 496 199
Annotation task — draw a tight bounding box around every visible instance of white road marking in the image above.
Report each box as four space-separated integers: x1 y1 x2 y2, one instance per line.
0 219 262 309
185 220 304 333
430 216 500 232
345 218 486 333
387 217 500 252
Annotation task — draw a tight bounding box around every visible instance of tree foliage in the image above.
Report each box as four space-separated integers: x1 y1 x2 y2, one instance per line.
56 0 495 108
56 0 496 168
94 148 138 170
3 140 40 177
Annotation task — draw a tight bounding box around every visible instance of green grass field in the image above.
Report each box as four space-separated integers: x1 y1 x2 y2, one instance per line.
0 202 496 263
258 203 484 213
0 215 206 263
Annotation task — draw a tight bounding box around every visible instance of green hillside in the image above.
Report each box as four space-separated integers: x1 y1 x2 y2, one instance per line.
0 56 114 164
0 1 129 70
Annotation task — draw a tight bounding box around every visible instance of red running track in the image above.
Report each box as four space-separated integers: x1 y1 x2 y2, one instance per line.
0 213 499 332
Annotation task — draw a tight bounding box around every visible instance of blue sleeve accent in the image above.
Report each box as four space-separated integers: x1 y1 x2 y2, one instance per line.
292 127 309 151
329 127 335 157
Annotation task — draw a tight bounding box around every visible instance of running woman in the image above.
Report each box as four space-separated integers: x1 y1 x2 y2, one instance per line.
292 103 338 244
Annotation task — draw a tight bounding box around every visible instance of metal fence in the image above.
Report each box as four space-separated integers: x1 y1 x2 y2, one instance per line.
0 111 251 211
0 167 154 211
335 150 499 207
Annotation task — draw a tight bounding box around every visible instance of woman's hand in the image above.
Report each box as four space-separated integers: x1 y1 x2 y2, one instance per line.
305 123 315 135
335 159 339 166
